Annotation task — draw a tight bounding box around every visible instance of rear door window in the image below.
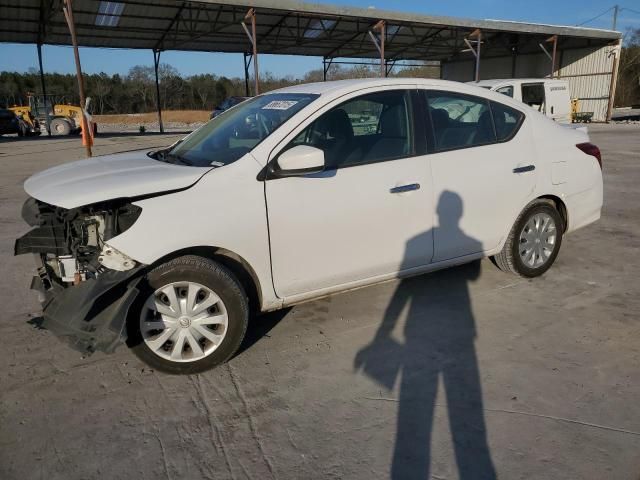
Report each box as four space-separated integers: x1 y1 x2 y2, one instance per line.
426 91 496 151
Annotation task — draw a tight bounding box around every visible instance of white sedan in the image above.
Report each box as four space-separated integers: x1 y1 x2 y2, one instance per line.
15 78 603 373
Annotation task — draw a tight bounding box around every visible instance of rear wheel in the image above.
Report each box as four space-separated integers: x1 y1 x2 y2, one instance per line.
493 200 563 277
128 255 249 374
50 118 72 136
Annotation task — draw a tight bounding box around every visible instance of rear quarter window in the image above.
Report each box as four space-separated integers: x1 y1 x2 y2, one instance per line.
490 101 524 142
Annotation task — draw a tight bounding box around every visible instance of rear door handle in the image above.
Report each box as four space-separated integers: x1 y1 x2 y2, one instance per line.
390 183 420 194
513 165 535 173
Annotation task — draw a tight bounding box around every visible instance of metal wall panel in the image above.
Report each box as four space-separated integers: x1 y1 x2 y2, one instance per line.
442 45 615 121
557 46 614 122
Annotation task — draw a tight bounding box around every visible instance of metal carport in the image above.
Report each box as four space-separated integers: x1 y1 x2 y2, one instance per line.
0 0 623 154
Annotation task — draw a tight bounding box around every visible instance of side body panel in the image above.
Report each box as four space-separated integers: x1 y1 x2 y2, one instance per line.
528 116 603 232
264 85 435 298
266 156 434 298
423 87 538 260
106 154 281 310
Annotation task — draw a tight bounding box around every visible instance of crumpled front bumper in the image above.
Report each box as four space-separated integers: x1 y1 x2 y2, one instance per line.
32 267 145 355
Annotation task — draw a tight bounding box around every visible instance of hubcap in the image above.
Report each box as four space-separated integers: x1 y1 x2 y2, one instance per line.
140 281 228 363
519 212 557 268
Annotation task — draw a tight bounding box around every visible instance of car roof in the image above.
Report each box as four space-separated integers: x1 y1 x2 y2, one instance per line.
473 78 567 87
270 77 505 96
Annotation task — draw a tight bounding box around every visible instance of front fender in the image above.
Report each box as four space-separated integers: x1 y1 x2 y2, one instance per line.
106 156 278 310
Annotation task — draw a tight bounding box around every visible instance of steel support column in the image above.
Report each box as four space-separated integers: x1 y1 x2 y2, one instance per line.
385 59 397 77
539 35 558 78
550 35 558 78
464 29 482 82
368 20 386 77
241 9 259 95
62 0 91 157
36 43 51 137
322 57 333 81
153 49 164 133
606 39 622 122
243 52 252 96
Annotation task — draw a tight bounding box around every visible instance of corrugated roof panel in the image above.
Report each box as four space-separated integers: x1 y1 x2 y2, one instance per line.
0 0 620 57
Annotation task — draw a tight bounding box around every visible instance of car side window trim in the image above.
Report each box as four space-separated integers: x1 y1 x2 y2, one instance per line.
264 88 423 180
421 89 525 154
410 89 430 156
489 101 525 144
425 89 497 153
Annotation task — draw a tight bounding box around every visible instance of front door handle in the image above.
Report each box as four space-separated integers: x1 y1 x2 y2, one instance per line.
513 165 535 173
390 183 420 194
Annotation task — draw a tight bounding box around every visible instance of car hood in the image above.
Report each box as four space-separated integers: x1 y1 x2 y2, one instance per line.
24 150 213 209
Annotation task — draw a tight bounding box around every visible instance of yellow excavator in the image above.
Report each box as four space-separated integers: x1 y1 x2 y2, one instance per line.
10 94 97 136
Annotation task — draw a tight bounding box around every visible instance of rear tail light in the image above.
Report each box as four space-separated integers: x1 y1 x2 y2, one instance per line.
576 142 602 169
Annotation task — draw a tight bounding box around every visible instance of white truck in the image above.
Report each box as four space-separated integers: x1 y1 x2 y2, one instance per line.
472 78 572 124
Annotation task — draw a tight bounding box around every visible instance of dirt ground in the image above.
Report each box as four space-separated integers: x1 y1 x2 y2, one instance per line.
94 110 210 125
1 125 639 480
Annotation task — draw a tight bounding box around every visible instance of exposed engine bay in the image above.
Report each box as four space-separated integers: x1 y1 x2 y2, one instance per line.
14 197 146 354
15 197 142 288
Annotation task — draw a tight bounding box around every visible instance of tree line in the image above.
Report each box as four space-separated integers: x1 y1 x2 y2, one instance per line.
616 28 640 108
0 62 438 115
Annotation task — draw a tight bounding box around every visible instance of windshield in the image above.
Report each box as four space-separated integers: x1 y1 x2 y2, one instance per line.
169 93 319 167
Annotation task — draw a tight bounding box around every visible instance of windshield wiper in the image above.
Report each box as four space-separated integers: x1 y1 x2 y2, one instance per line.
163 152 193 166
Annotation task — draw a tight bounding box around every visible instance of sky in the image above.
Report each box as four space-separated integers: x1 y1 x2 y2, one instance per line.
0 0 638 79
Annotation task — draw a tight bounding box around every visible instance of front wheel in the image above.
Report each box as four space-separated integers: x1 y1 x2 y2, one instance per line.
50 118 72 136
493 200 563 277
128 255 249 374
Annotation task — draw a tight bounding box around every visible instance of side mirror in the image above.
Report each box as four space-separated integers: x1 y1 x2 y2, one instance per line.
271 145 325 178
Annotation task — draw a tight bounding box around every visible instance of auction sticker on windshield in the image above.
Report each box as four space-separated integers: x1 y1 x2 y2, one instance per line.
262 100 299 110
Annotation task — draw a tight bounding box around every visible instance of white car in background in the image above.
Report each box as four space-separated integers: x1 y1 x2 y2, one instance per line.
473 78 572 123
15 78 603 374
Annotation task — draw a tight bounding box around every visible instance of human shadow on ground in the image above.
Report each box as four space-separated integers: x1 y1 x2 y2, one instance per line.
355 191 496 479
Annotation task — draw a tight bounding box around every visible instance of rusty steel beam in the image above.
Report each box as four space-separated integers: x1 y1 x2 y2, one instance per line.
241 8 259 95
539 35 559 78
606 39 622 122
368 20 386 77
62 0 91 157
463 29 482 82
153 49 164 133
548 35 558 78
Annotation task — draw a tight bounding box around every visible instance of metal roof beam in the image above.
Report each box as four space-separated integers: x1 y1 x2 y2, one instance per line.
154 2 186 51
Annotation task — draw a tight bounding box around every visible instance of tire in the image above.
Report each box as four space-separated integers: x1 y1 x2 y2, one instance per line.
50 118 72 136
493 200 563 278
128 255 249 374
17 122 26 137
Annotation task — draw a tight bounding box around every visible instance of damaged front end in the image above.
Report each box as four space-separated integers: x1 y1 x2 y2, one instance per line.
15 197 146 354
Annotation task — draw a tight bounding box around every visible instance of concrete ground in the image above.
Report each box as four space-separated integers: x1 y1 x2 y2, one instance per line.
1 125 639 480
